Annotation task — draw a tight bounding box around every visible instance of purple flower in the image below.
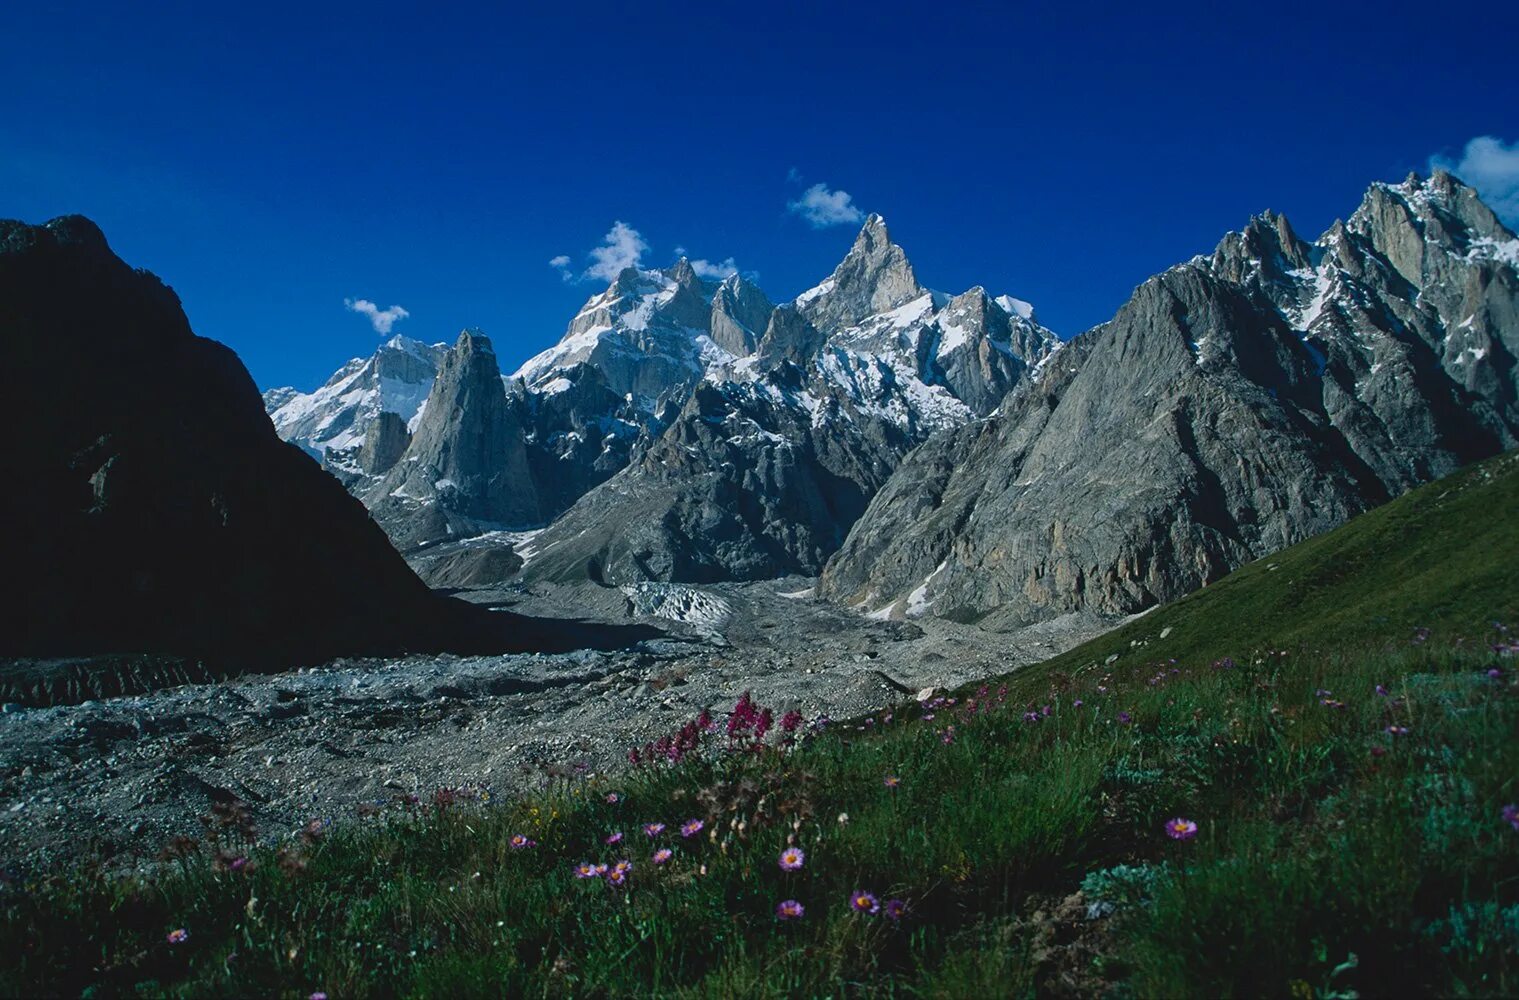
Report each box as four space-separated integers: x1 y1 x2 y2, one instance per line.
1488 668 1503 679
1502 804 1519 831
922 712 935 722
1117 711 1133 725
680 819 704 838
509 833 536 849
849 890 880 914
1315 689 1333 698
883 775 901 789
166 928 189 944
1375 684 1389 697
613 859 632 874
605 831 624 845
228 856 249 872
643 823 666 837
574 861 599 879
1164 817 1199 841
1386 725 1410 736
779 847 805 871
882 898 907 921
311 994 328 1000
605 792 621 804
605 868 628 887
1041 704 1053 717
776 899 805 920
653 848 673 864
1072 699 1084 708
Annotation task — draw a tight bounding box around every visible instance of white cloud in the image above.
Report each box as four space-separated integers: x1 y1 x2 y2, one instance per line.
1430 135 1519 227
344 297 410 335
550 223 652 283
689 256 739 279
584 221 649 281
788 181 865 228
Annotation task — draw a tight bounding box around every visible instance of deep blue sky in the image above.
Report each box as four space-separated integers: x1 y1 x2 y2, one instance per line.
4 2 1516 391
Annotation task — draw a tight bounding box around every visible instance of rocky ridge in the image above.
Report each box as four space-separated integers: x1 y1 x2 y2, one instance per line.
515 215 1060 584
819 172 1519 625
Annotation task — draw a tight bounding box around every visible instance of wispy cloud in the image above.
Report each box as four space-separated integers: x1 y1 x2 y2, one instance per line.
689 256 739 279
1430 135 1519 226
787 181 864 228
552 221 650 282
344 297 410 335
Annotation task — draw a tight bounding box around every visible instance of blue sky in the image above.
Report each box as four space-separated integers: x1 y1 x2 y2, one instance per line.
4 1 1517 392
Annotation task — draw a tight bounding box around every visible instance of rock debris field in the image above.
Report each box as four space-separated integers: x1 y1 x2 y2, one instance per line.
0 579 1117 872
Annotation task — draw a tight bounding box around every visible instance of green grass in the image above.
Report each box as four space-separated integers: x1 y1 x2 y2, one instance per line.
4 451 1519 998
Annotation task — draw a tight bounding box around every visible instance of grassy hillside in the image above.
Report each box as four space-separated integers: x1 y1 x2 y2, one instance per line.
1015 449 1519 679
4 453 1519 997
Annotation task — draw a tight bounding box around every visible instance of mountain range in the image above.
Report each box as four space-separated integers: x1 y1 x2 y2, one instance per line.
265 172 1517 630
219 176 1487 622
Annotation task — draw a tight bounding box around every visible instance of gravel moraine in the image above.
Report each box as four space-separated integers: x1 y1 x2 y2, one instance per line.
0 578 1119 873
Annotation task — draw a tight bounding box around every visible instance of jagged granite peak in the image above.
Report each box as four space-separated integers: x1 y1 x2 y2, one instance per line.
513 263 746 401
265 333 447 464
710 272 775 356
795 213 924 330
819 176 1519 626
0 215 615 687
366 329 540 551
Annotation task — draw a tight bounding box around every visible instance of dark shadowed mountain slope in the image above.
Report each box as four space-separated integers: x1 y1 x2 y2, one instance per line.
0 216 655 701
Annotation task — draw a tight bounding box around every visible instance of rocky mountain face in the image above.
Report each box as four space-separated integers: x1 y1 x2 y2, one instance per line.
819 172 1519 626
267 260 779 553
361 330 541 552
0 216 652 699
518 215 1060 584
264 334 446 467
268 216 1056 578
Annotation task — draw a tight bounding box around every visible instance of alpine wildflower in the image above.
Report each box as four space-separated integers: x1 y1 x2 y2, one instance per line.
680 819 704 838
849 890 880 914
883 898 907 921
574 861 599 879
883 775 901 789
776 899 805 920
509 834 535 849
779 846 806 871
605 831 624 845
644 822 666 837
653 848 673 864
166 928 189 944
1502 804 1519 831
1164 817 1199 840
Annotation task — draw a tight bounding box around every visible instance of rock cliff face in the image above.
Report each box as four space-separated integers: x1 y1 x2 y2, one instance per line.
264 334 446 465
0 216 649 683
519 216 1059 584
363 330 540 551
819 172 1519 625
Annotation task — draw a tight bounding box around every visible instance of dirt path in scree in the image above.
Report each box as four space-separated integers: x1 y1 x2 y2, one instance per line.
0 579 1119 872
